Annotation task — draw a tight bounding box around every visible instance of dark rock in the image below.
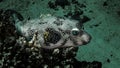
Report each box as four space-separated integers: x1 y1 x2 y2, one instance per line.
32 1 35 4
94 24 99 27
107 11 110 14
72 0 79 4
6 9 24 21
64 11 72 17
0 9 24 22
114 4 117 6
0 9 24 43
107 59 110 63
28 17 30 20
0 0 3 2
71 10 83 20
55 0 70 9
89 10 93 13
72 0 86 8
73 59 102 68
64 9 83 20
93 22 102 27
80 16 90 23
103 1 108 6
111 54 113 57
48 1 56 9
79 4 86 8
93 2 97 4
64 10 90 29
48 0 70 9
89 22 102 28
117 11 120 17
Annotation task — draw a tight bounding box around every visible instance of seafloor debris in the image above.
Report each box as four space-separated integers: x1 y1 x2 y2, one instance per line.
48 0 70 9
48 1 57 9
0 9 24 42
55 0 70 9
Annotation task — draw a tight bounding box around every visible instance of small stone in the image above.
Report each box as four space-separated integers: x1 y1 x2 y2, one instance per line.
54 66 60 68
107 59 110 63
103 1 108 6
53 48 60 54
43 64 48 68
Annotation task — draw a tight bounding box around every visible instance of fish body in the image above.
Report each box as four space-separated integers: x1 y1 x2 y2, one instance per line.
15 15 91 49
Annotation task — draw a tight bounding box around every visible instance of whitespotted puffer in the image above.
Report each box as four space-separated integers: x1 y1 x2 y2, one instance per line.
15 14 91 49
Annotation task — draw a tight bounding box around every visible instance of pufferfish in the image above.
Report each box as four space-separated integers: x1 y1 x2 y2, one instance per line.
15 14 91 49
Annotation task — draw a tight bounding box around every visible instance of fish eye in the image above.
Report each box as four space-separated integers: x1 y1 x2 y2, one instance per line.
72 30 79 36
71 28 79 36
